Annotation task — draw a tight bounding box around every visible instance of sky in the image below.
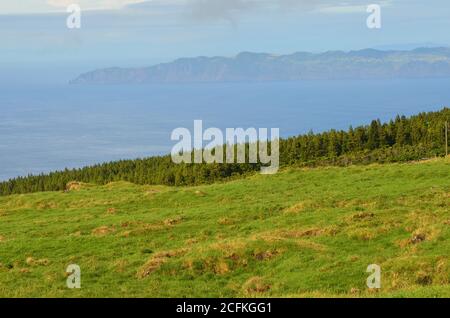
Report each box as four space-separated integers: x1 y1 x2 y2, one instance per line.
1 0 450 81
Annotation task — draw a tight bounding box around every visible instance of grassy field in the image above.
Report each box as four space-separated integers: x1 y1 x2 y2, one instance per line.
0 158 449 298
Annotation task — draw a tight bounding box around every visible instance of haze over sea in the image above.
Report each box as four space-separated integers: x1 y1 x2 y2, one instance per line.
1 74 450 181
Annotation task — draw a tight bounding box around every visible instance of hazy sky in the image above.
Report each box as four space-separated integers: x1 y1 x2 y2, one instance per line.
1 0 450 76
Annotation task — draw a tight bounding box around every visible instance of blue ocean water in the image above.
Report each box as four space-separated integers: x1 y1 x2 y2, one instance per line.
1 78 450 181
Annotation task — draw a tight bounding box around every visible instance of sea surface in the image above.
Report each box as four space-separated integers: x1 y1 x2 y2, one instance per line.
1 78 450 181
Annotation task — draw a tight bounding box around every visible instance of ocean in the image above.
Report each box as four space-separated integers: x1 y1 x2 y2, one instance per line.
1 78 450 181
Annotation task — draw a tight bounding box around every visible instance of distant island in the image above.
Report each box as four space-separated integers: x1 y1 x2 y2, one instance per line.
70 47 450 84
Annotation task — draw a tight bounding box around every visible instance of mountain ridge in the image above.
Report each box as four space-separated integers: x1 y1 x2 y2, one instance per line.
70 47 450 84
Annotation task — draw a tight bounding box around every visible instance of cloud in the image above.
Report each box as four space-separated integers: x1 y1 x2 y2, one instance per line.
186 0 256 22
0 0 393 17
319 0 392 14
46 0 147 11
46 0 74 8
184 0 393 22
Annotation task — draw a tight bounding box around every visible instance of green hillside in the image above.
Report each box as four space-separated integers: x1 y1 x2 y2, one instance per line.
2 108 448 196
0 158 449 298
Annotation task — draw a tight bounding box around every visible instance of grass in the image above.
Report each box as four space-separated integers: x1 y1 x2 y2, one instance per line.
0 158 449 298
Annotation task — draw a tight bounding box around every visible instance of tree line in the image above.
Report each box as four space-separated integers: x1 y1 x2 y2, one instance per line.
1 108 448 196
